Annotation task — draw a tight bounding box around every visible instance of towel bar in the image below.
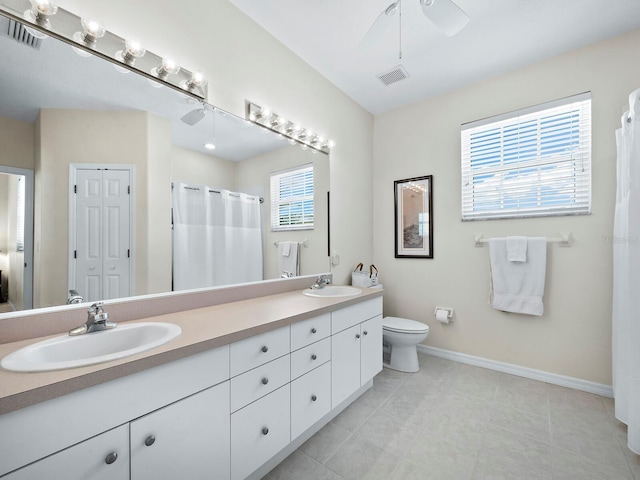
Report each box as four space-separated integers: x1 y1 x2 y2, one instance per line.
474 232 572 247
274 239 309 248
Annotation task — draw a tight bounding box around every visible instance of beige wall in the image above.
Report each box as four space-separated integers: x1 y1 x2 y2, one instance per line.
171 146 236 190
373 29 640 385
55 0 375 286
0 116 34 171
236 146 330 280
35 110 169 308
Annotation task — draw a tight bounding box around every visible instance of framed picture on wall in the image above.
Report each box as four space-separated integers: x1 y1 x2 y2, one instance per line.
394 175 433 259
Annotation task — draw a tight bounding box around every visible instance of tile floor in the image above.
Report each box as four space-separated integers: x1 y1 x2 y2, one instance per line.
264 353 640 480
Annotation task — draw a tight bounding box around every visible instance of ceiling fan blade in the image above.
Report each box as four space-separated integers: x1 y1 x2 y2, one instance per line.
420 0 469 37
359 1 398 49
181 107 206 126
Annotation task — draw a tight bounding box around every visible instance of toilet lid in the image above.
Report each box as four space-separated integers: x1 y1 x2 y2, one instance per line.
383 317 429 334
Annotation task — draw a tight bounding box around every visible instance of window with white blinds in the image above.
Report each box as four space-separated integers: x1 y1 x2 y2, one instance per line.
16 175 25 252
461 92 591 220
270 164 314 231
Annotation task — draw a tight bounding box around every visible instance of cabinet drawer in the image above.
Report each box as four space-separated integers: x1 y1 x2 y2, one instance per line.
291 362 331 440
290 313 330 351
230 325 290 376
290 337 330 380
331 297 383 333
231 385 291 480
3 424 129 480
230 355 290 412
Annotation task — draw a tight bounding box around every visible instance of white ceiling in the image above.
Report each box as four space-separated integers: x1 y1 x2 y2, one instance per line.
230 0 640 114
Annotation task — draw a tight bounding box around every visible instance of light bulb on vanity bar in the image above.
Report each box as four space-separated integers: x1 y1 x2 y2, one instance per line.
23 0 58 38
72 18 105 57
181 71 208 93
115 39 146 66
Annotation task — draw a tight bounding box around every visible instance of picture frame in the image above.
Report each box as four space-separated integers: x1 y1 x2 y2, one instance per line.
394 175 433 259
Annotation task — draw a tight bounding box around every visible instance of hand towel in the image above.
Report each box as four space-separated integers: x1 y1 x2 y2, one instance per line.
506 236 528 262
278 241 299 277
488 237 547 316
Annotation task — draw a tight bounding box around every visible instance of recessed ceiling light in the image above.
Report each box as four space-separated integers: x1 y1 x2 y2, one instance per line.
204 143 216 150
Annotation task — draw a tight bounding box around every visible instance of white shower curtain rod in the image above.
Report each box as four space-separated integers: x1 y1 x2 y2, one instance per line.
171 182 264 203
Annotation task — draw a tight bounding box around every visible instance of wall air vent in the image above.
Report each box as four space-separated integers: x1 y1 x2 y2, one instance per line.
1 18 42 50
376 65 409 86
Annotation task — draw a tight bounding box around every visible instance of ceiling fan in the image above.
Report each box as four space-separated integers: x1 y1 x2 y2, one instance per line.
361 0 469 57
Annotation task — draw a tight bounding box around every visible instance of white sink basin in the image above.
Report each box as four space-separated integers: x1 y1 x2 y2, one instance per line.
1 322 182 372
302 286 362 298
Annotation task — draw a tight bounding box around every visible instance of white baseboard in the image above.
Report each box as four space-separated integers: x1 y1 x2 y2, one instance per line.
417 345 613 398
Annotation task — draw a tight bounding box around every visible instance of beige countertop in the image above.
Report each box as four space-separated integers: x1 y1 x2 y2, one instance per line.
0 287 383 415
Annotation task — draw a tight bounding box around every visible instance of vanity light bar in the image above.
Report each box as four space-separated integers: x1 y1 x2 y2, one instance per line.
0 0 207 100
246 101 334 154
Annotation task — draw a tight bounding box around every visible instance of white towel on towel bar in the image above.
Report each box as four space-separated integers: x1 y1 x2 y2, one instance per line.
489 237 547 316
278 241 299 277
506 236 527 262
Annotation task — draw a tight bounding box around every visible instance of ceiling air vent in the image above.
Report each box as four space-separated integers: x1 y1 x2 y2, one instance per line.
376 65 409 86
1 18 43 50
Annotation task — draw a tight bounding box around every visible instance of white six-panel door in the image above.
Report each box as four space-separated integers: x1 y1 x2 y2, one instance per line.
71 167 132 303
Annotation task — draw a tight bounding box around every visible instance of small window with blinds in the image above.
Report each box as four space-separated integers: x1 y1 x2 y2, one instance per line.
270 164 314 231
16 175 25 252
461 92 591 221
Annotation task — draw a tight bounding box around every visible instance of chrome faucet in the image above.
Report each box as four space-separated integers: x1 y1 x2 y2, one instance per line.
69 302 117 336
310 275 331 290
281 271 294 278
67 289 84 304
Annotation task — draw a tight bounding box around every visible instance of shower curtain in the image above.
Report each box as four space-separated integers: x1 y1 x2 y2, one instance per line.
613 88 640 455
172 182 263 291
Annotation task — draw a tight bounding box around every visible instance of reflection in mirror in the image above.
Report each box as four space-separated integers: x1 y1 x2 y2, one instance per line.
0 12 329 316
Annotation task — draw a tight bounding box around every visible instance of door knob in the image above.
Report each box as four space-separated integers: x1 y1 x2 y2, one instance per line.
311 328 317 334
262 427 269 436
355 334 361 339
262 377 269 385
105 452 118 465
261 345 268 353
311 354 317 360
311 394 317 402
144 435 156 447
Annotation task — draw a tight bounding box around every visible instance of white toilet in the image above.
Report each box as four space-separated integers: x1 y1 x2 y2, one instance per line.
382 317 429 373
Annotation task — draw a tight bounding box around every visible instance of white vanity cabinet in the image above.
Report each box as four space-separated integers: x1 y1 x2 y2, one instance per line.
130 382 230 480
331 298 383 407
2 424 129 480
0 293 384 480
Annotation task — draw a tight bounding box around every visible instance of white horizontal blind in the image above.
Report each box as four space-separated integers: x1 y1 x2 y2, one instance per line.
16 175 25 251
270 164 314 231
461 93 591 220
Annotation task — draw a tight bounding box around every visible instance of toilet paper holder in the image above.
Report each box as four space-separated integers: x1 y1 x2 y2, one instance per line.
434 306 454 321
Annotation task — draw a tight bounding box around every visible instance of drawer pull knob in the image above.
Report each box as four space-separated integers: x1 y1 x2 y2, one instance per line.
355 334 361 339
311 328 317 334
311 394 317 402
105 452 118 465
262 377 269 385
363 331 368 336
261 345 269 353
262 427 269 436
144 435 156 447
311 354 317 360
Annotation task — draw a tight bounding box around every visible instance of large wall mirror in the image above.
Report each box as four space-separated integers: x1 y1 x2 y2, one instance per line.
0 12 330 317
